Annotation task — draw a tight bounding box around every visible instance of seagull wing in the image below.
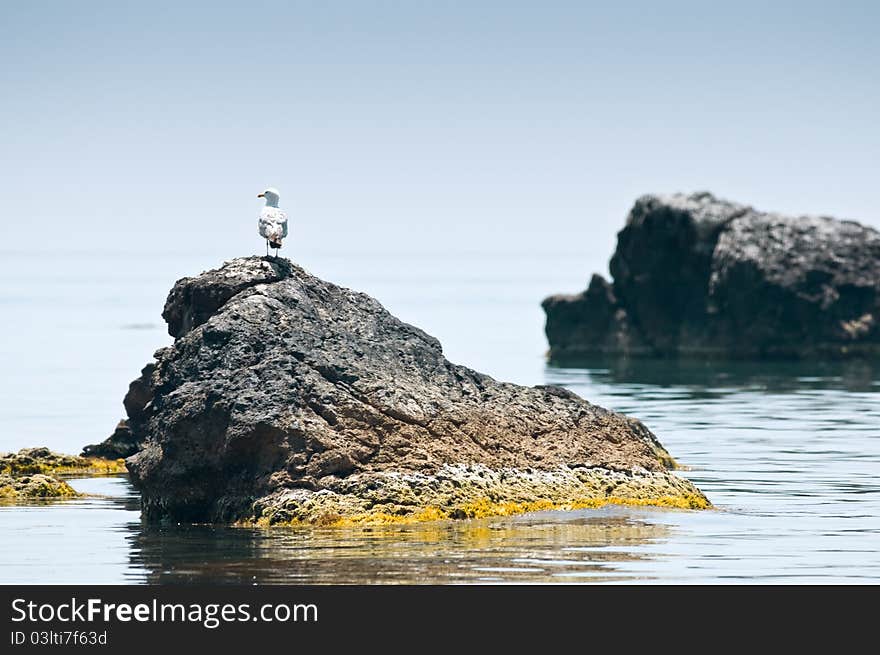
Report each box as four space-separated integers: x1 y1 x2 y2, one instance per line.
259 207 286 240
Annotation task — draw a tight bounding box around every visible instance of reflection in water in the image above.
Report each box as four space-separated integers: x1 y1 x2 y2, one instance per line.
548 355 880 393
129 511 672 584
2 358 879 583
0 477 142 585
547 357 880 583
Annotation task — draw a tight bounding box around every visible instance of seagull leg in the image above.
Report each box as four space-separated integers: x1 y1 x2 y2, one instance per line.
266 240 269 257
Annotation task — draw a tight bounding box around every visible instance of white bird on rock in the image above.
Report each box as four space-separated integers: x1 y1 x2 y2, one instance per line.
257 187 288 258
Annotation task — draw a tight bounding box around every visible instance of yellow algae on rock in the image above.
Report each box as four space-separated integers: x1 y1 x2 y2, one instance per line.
0 447 127 502
0 473 80 499
245 463 710 527
0 447 126 477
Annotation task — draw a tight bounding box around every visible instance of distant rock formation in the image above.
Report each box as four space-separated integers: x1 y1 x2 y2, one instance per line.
82 420 138 459
543 192 880 360
86 257 707 525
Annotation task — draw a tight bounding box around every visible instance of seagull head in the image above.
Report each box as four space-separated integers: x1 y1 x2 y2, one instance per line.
257 187 280 208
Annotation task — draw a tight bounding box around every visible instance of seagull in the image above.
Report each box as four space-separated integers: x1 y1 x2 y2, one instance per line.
257 187 288 258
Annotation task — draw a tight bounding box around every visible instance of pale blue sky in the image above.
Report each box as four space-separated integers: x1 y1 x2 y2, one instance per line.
1 0 878 261
1 1 879 451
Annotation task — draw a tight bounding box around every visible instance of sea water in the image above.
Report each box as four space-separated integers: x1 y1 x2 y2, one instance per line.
1 249 878 583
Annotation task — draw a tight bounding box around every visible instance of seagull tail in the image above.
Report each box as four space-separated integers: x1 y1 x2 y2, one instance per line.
269 239 282 249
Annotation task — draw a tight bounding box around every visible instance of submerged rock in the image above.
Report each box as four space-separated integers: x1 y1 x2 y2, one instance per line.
0 473 78 499
543 192 880 360
1 447 126 476
0 447 125 500
93 257 707 525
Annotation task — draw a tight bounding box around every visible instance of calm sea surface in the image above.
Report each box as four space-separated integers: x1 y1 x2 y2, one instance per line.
1 250 878 584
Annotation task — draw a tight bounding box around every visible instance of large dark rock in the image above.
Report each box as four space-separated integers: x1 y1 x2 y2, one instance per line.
92 257 706 525
543 192 880 360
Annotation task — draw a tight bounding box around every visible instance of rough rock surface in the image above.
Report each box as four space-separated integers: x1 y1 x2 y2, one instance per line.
1 447 126 476
0 473 78 499
82 420 140 459
0 447 125 499
543 192 880 359
90 257 707 524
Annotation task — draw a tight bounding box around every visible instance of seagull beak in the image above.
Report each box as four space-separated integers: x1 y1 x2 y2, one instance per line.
257 193 265 198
